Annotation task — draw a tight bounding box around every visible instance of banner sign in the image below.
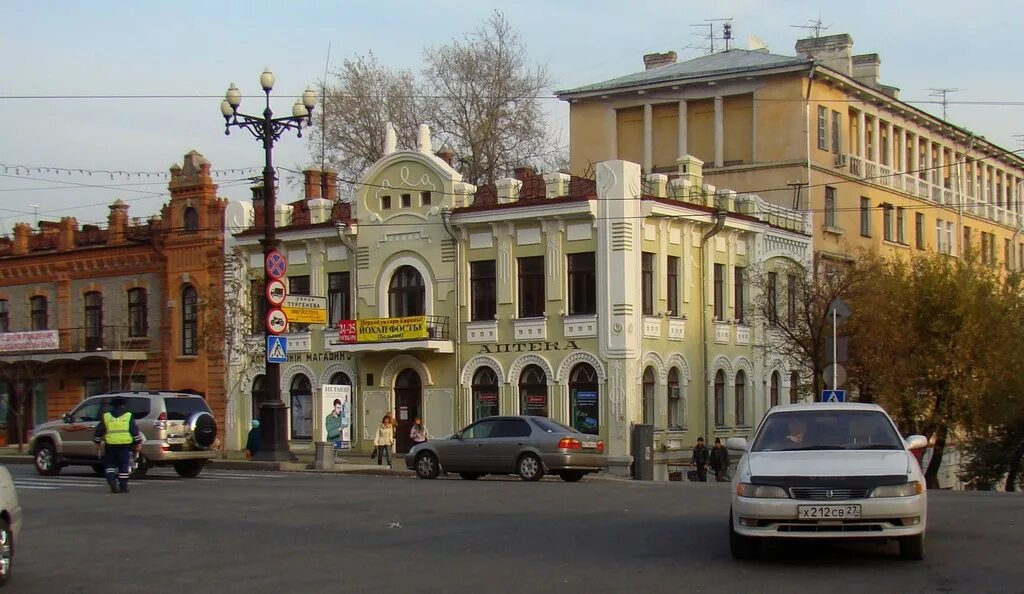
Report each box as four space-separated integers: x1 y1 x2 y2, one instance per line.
338 316 428 344
320 384 352 448
0 330 59 353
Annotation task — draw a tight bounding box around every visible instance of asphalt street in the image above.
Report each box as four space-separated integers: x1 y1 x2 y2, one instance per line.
7 464 1024 594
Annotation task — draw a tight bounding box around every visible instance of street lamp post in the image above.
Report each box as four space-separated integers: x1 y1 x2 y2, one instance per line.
221 69 316 461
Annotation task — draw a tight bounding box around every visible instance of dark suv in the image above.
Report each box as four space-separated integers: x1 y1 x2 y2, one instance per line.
30 391 218 478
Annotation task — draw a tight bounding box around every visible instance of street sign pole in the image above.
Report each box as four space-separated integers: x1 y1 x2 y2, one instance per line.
832 307 838 392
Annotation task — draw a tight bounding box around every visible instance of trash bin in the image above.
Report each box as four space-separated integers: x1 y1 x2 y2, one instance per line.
313 441 335 470
631 424 654 481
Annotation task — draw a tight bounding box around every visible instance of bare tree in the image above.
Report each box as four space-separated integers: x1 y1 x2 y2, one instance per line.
0 358 58 452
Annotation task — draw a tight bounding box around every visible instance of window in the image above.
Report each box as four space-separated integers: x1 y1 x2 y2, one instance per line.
381 195 392 210
964 226 973 257
181 285 198 355
667 256 680 317
517 256 544 318
1006 239 1012 270
734 267 745 323
713 263 724 321
30 295 47 330
0 300 7 333
641 252 654 316
860 197 871 237
421 191 432 206
128 288 147 337
824 186 837 227
519 364 548 417
71 399 103 421
883 204 894 242
817 105 827 150
328 272 351 326
770 372 780 407
183 207 199 232
462 419 501 439
85 291 103 351
714 370 726 426
947 221 955 256
667 367 682 429
896 207 905 244
787 274 798 328
789 371 799 404
289 275 311 331
767 271 778 325
735 370 746 426
642 367 655 425
470 260 497 321
915 212 925 249
472 367 500 421
567 252 596 315
289 374 313 440
84 379 106 398
569 363 599 435
400 194 411 208
831 110 841 154
250 279 266 334
388 266 425 317
496 418 532 438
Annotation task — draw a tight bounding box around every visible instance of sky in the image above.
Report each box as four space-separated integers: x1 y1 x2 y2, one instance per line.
2 0 1022 232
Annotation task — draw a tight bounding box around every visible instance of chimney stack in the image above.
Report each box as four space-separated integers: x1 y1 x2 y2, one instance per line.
795 33 854 76
321 167 338 201
58 217 78 251
303 168 322 200
13 223 31 256
107 199 129 245
852 53 881 88
643 51 677 71
250 183 266 230
513 166 535 182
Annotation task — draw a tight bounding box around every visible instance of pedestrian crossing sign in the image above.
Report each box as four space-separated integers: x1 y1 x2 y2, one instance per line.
822 389 845 403
266 335 288 363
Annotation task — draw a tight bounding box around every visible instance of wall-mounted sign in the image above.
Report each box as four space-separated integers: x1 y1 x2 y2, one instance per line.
338 316 428 344
477 340 582 354
283 295 328 325
0 330 59 353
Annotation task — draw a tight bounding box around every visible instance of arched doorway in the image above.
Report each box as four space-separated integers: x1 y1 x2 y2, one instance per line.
569 363 599 435
290 374 313 440
251 375 269 420
519 364 548 417
472 367 499 421
394 368 421 453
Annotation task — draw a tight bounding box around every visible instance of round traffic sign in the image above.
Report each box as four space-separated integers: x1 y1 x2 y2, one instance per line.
266 278 287 307
266 308 288 334
265 250 287 279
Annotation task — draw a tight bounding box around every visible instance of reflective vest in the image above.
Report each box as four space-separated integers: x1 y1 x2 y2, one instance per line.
103 412 133 445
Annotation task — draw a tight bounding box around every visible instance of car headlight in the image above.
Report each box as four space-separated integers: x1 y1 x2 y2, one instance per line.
736 483 789 499
870 481 923 498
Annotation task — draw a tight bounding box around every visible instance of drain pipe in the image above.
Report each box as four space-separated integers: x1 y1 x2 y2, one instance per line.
700 210 727 442
335 221 358 439
441 208 462 427
802 65 817 208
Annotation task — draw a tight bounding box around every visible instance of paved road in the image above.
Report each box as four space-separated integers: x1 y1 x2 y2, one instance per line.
7 464 1023 594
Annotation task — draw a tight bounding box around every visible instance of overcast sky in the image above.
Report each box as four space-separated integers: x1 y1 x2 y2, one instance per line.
2 0 1021 232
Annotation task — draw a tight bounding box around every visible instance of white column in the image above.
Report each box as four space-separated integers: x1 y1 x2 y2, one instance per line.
887 122 896 167
870 115 881 163
937 146 946 188
857 110 867 160
714 96 724 168
923 140 933 184
677 100 688 158
607 107 618 161
899 128 908 172
912 135 921 178
643 103 653 173
999 170 1007 208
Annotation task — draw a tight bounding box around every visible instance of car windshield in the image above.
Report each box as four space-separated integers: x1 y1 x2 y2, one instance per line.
530 417 577 434
164 396 212 421
750 409 903 452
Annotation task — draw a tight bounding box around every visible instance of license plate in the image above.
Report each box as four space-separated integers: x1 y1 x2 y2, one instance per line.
582 441 598 448
797 505 861 519
166 437 185 445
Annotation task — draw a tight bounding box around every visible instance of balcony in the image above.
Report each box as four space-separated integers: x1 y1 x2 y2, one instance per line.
326 315 453 354
0 326 149 364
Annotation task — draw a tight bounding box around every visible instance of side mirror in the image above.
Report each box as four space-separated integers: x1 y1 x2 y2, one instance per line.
63 413 72 423
905 435 929 450
725 437 749 452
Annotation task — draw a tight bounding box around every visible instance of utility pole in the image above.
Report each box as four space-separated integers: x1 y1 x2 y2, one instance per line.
929 88 963 121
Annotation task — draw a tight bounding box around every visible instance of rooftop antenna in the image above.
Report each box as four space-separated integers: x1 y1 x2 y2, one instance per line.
790 17 830 38
688 18 733 54
928 88 963 121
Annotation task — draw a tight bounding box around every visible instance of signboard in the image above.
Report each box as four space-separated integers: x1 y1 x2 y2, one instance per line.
822 389 846 403
282 295 328 325
571 390 599 435
338 316 428 344
265 250 287 279
320 384 352 448
266 308 288 334
266 335 288 363
0 330 59 353
525 395 548 416
266 279 287 307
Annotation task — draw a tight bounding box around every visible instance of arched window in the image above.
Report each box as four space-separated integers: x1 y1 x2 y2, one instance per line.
519 364 548 417
0 299 8 333
252 375 269 420
85 291 103 350
388 265 425 317
735 370 747 426
667 367 682 429
569 363 599 435
789 371 800 404
183 207 199 232
642 367 656 425
181 285 198 355
290 374 313 440
128 288 148 337
472 367 500 421
329 372 351 386
770 371 781 408
714 370 726 426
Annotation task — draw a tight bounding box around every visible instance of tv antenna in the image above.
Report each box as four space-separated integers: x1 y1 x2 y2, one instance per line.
688 18 733 54
928 88 963 121
790 18 830 38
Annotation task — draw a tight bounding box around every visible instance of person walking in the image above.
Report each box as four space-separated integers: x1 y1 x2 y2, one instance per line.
691 437 709 482
373 415 396 467
93 396 143 493
410 417 430 448
709 437 730 482
245 419 262 460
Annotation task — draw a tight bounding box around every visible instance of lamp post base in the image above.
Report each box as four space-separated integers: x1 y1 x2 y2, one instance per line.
254 400 297 462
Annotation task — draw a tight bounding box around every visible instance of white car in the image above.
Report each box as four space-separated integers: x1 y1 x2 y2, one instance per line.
0 465 21 586
727 403 928 561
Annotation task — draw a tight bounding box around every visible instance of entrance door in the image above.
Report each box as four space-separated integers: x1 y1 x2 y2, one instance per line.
394 369 422 453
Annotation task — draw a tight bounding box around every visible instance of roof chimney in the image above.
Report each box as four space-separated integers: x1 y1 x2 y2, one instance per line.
436 149 455 167
107 199 129 245
852 53 881 88
643 51 677 71
513 166 535 182
12 223 31 256
321 167 338 201
795 33 854 76
250 183 265 230
303 168 322 200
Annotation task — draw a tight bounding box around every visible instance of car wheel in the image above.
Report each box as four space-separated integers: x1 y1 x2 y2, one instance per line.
415 452 439 479
517 454 544 482
173 460 205 478
459 472 481 480
33 442 61 476
130 455 149 480
899 533 925 561
0 517 12 586
729 509 758 560
559 471 585 483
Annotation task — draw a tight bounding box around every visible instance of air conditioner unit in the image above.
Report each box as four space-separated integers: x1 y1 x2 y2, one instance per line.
833 154 848 168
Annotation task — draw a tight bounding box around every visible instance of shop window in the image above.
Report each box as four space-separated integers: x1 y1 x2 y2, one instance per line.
667 367 682 429
714 370 726 426
289 374 313 440
735 370 746 426
519 364 547 417
472 367 500 421
569 363 599 435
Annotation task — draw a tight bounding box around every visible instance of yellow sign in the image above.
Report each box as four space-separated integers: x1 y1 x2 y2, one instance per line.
339 316 428 343
282 295 328 325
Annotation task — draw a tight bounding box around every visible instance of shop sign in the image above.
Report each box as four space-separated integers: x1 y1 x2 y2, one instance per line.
338 316 428 344
477 340 581 354
572 390 600 436
0 330 59 353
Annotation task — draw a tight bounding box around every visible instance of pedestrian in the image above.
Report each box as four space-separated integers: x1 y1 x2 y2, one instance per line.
410 417 430 448
92 396 143 493
710 437 730 482
373 414 396 467
691 436 709 482
245 419 262 460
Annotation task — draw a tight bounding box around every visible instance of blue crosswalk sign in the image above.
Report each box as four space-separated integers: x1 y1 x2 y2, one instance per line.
822 389 845 403
267 335 288 363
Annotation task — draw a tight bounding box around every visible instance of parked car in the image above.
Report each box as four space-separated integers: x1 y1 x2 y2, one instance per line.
727 403 929 561
406 416 606 482
30 391 218 479
0 465 22 587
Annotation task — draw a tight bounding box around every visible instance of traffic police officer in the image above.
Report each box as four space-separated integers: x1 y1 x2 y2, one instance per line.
93 396 143 493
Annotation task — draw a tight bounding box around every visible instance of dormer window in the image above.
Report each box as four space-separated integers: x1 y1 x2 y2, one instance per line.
381 195 392 210
421 191 432 206
184 207 199 232
401 194 411 208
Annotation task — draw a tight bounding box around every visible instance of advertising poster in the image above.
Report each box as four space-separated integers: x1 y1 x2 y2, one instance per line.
321 384 352 449
572 390 600 435
475 392 499 420
338 316 428 344
524 394 548 417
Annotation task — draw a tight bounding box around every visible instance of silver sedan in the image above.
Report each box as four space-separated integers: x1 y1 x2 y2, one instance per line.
405 416 606 482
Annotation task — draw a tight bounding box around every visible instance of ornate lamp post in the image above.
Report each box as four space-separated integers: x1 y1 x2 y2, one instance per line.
221 70 316 461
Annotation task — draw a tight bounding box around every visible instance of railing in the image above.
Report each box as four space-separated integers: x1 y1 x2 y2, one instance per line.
66 326 149 352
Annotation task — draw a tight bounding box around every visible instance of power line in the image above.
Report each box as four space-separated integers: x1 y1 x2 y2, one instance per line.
929 88 965 120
